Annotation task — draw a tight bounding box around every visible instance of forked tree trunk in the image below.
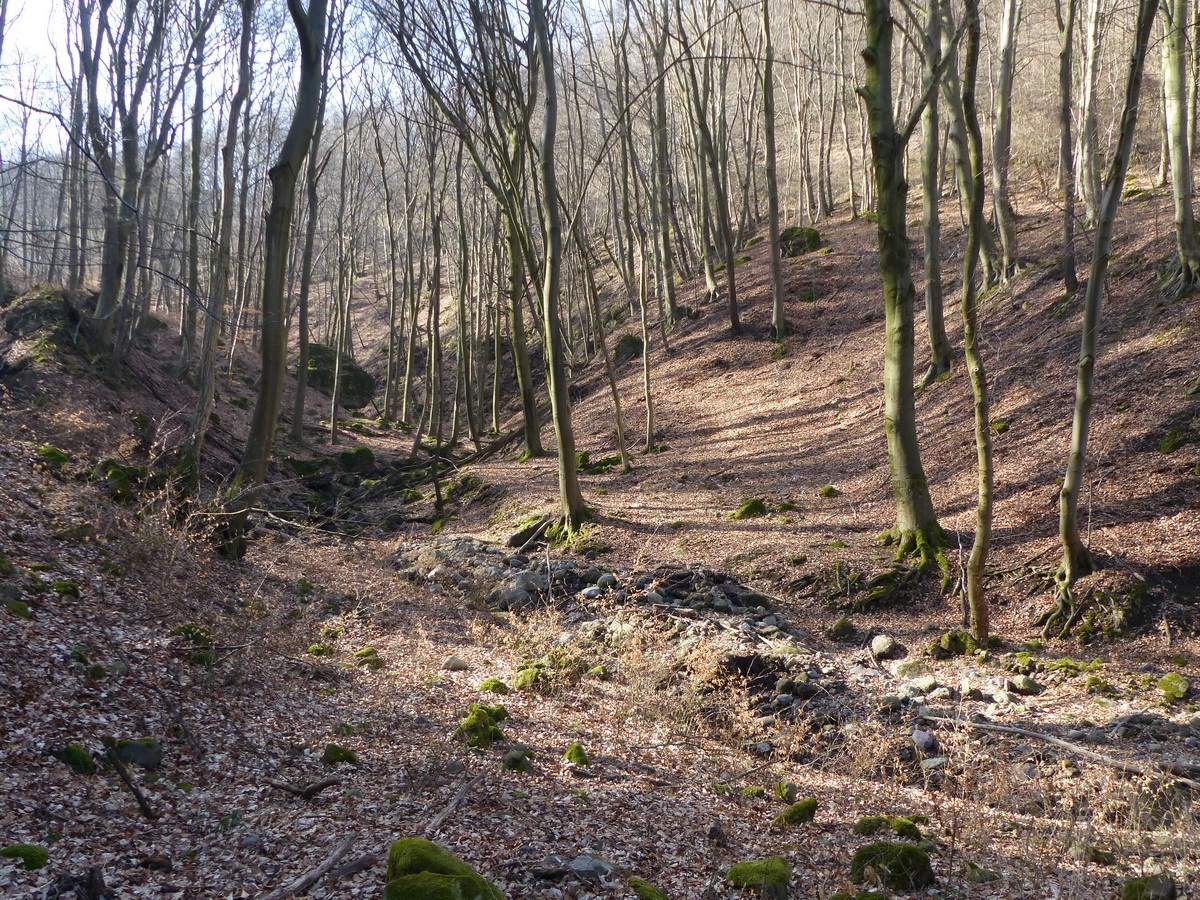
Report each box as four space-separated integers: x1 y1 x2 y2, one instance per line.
226 0 327 556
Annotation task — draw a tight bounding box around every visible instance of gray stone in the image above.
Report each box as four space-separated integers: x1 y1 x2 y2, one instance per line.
878 694 904 711
920 757 947 770
580 586 601 600
1009 675 1044 696
750 742 773 756
912 729 938 754
511 571 547 592
645 591 664 604
442 656 469 672
912 675 940 694
891 659 925 679
597 573 618 589
871 634 898 660
581 567 602 584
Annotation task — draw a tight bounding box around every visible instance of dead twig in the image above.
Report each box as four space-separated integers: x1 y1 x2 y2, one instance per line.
266 777 343 800
328 853 379 880
260 833 356 900
425 772 485 835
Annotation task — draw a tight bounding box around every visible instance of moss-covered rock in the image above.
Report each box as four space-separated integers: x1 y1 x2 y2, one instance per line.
36 445 70 469
306 342 376 409
726 856 791 900
613 333 644 366
453 704 509 749
774 780 799 803
339 444 375 473
115 737 164 770
478 677 510 695
1159 673 1189 702
94 458 140 501
501 746 534 773
1122 874 1177 900
0 844 48 871
853 816 888 836
731 498 769 519
353 647 385 670
741 785 766 798
780 225 821 257
629 876 668 900
849 842 934 891
963 861 1001 884
819 484 841 498
53 743 96 776
563 742 590 766
827 618 856 640
321 742 359 765
888 816 923 841
385 837 504 900
774 797 819 826
926 629 979 659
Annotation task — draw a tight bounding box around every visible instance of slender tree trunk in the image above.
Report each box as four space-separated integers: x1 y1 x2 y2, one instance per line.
177 3 205 377
920 0 952 387
1058 0 1157 596
960 0 993 643
991 0 1021 277
1163 0 1200 285
1057 0 1080 293
763 0 786 341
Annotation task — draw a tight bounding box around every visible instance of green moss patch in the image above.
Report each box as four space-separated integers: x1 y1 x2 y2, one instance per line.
321 743 359 766
774 797 819 826
53 743 95 776
731 498 769 520
850 842 934 891
353 647 385 670
453 703 509 749
563 742 590 766
818 485 841 498
1159 673 1189 702
629 876 669 900
780 225 822 257
385 837 504 900
478 677 510 695
614 333 644 366
0 844 48 871
726 857 791 900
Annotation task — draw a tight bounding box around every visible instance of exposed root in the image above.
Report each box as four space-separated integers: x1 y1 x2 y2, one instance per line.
878 521 951 586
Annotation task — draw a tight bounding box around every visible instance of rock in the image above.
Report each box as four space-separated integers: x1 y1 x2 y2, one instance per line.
322 743 359 765
773 797 819 826
501 746 534 772
826 618 856 640
912 675 939 694
1008 675 1044 696
750 741 773 756
442 656 469 672
53 743 96 776
511 571 547 592
1122 874 1177 900
114 738 164 771
871 634 898 660
1160 673 1190 702
306 343 376 409
726 856 791 900
0 844 49 871
566 853 615 881
385 837 504 900
581 586 602 600
780 225 821 257
920 757 947 770
491 587 532 610
850 842 934 891
563 742 590 766
629 876 668 900
911 729 938 754
964 861 1001 884
890 659 925 679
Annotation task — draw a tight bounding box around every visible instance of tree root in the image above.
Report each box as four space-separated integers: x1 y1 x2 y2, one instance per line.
1036 583 1091 640
878 522 951 587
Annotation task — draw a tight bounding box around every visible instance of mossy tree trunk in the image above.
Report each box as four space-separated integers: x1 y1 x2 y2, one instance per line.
1058 0 1158 594
960 0 993 643
861 0 947 568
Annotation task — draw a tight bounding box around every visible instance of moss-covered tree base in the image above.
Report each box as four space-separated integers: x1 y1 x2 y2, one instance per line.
878 521 950 580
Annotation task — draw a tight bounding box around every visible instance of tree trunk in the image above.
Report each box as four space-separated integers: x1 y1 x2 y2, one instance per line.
861 0 946 568
762 0 786 341
1057 0 1080 293
227 0 328 556
1163 0 1200 285
920 0 952 386
991 0 1021 277
960 0 993 643
1059 0 1158 593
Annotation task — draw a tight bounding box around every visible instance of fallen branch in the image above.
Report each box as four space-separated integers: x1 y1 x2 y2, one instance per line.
260 833 356 900
925 715 1200 789
328 853 379 880
425 772 485 835
104 747 158 820
266 777 342 800
517 518 553 554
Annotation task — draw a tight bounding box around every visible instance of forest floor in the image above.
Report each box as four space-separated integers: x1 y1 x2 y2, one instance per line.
1 180 1199 900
